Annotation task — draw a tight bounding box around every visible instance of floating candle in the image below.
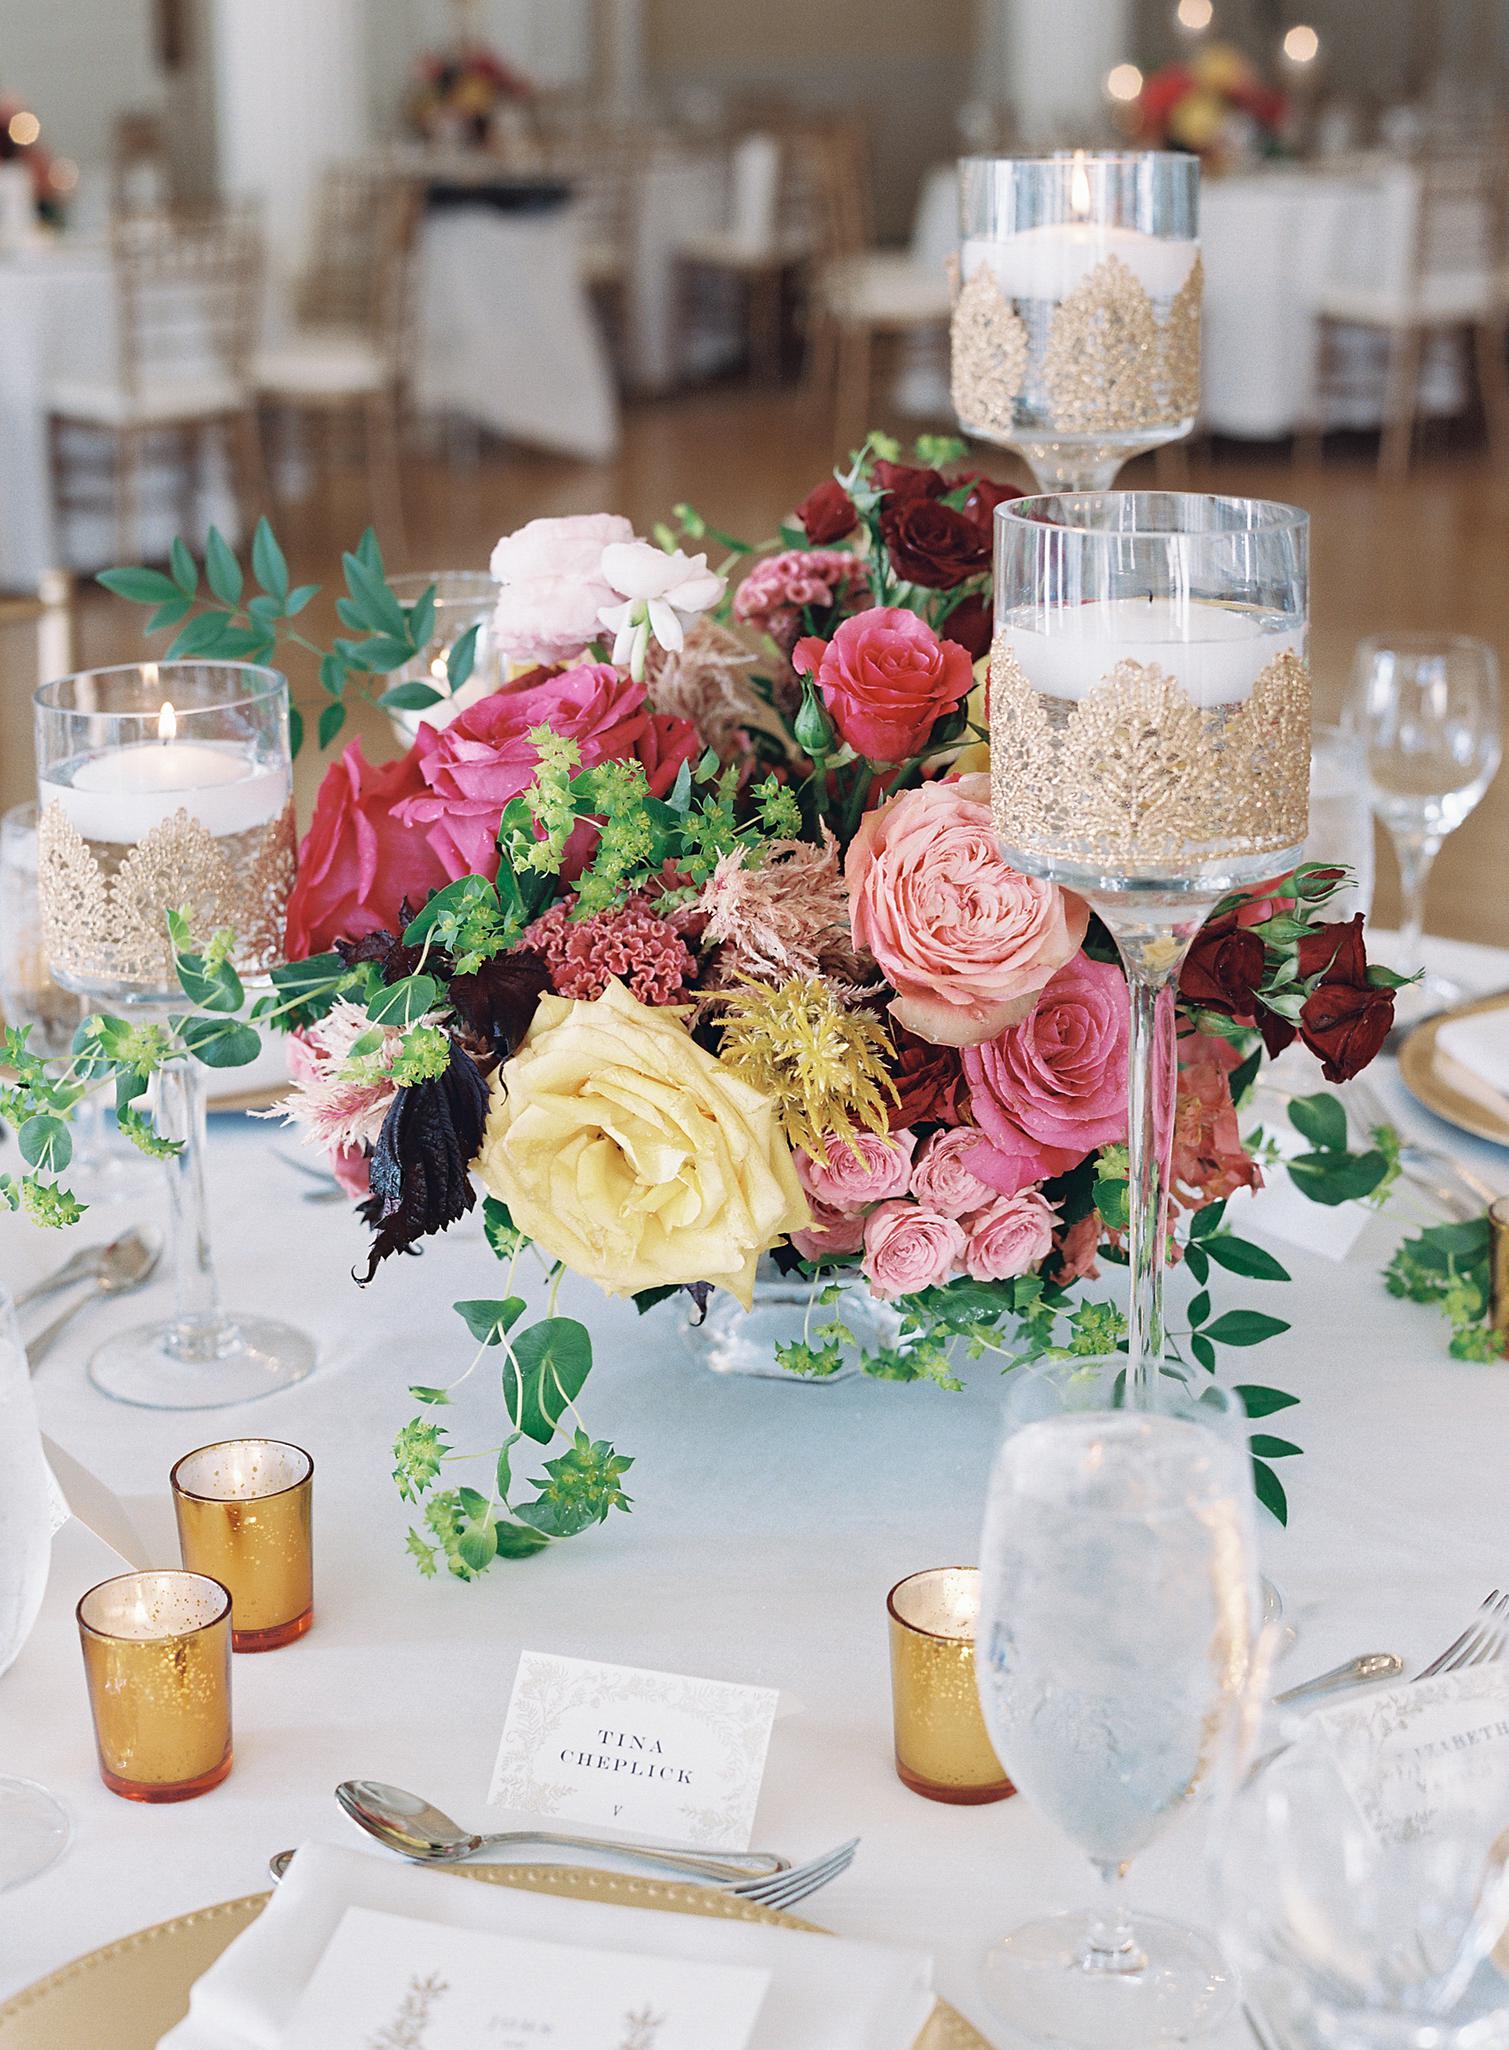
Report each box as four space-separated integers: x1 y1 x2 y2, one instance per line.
998 597 1305 707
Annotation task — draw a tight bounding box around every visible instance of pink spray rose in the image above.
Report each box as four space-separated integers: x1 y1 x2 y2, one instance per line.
794 607 972 764
395 662 651 880
963 1190 1057 1283
797 1129 916 1211
285 742 454 957
909 1127 997 1219
490 513 635 665
846 775 1089 1047
963 953 1129 1196
862 1201 966 1300
790 1201 869 1262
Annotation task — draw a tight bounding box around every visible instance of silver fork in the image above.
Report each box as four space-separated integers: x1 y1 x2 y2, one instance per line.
1416 1589 1509 1679
267 1836 860 1909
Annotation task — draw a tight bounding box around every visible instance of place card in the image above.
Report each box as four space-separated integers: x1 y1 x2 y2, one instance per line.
488 1651 779 1850
280 1905 770 2050
1312 1665 1509 1845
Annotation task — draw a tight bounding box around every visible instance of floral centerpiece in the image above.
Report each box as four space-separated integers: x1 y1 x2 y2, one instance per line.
406 41 534 153
6 440 1419 1580
1133 45 1289 168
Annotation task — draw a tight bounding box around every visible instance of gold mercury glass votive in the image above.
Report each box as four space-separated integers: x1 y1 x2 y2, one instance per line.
887 1567 1014 1805
77 1571 233 1802
171 1439 314 1652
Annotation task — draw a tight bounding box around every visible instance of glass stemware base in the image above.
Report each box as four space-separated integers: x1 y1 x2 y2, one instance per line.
983 1908 1238 2048
87 1315 315 1410
0 1778 69 1891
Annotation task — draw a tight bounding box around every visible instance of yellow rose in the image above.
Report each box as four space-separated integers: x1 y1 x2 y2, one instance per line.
473 979 810 1308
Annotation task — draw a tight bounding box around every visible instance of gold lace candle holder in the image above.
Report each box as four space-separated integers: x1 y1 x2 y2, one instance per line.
887 1568 1013 1805
952 151 1201 492
76 1570 233 1803
172 1439 314 1652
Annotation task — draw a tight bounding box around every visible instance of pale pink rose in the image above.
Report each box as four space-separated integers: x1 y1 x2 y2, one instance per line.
909 1127 996 1218
490 513 635 665
791 1200 869 1261
963 1190 1057 1283
846 774 1089 1047
963 953 1129 1197
862 1201 966 1300
797 1129 916 1211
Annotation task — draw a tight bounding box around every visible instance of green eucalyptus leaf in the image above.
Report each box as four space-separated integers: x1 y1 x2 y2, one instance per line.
170 537 199 596
251 517 289 602
98 565 181 605
446 622 480 692
317 700 347 750
204 526 242 606
1204 1237 1291 1282
1250 1434 1303 1459
1252 1457 1289 1526
1204 1309 1291 1347
288 704 304 757
342 552 408 640
407 584 437 650
1235 1383 1301 1417
146 594 194 632
165 610 236 660
285 581 320 616
379 681 445 712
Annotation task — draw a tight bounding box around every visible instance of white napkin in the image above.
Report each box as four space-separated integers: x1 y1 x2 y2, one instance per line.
1434 1012 1509 1122
159 1842 935 2050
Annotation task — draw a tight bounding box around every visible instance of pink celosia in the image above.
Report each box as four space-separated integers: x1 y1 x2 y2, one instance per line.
698 830 868 993
732 549 869 655
522 893 695 1007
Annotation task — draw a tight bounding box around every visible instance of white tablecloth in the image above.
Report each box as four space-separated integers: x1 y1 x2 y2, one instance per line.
2 931 1506 2043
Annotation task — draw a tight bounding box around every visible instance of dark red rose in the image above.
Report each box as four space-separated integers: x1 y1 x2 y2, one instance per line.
942 593 992 660
871 460 944 502
795 478 858 545
960 475 1022 531
1295 914 1394 1080
881 496 993 589
887 1025 970 1129
1180 921 1265 1018
1258 1009 1297 1059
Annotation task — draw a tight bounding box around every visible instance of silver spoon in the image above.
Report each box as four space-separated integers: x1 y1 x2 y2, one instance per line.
25 1228 163 1370
336 1779 788 1886
1273 1651 1404 1711
13 1234 122 1311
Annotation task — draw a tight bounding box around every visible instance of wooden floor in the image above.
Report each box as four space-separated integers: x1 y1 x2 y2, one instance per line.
4 385 1507 944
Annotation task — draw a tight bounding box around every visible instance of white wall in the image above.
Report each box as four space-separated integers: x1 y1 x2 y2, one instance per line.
0 0 163 166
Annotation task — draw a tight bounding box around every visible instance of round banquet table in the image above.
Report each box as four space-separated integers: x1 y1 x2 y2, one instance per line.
2 930 1507 2045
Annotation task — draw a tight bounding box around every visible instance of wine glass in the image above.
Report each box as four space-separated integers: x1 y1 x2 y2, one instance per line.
1347 633 1501 1018
0 1284 70 1890
1305 725 1375 924
977 1355 1260 2046
954 152 1201 491
991 492 1310 1403
33 661 314 1409
0 803 155 1206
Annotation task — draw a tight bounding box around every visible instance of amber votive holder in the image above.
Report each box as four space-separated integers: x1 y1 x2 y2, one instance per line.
171 1439 314 1652
887 1566 1014 1805
77 1570 233 1802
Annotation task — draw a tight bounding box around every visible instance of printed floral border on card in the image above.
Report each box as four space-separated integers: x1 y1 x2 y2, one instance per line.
488 1651 779 1849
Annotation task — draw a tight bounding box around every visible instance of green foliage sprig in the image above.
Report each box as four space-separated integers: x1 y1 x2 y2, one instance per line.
1384 1216 1500 1360
99 521 480 757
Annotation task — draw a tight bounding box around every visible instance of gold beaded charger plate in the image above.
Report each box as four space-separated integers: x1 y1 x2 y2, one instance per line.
0 1862 992 2049
1398 991 1509 1148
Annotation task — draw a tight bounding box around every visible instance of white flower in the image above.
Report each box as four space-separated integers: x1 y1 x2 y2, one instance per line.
597 541 726 681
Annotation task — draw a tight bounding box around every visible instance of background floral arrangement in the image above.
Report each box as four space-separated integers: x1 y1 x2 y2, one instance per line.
1133 44 1290 167
406 41 533 152
6 439 1425 1580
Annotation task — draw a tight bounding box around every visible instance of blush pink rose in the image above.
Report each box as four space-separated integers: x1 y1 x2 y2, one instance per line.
963 954 1129 1196
490 513 635 665
285 741 454 957
395 662 651 879
794 607 972 764
797 1129 916 1211
909 1127 996 1218
846 775 1089 1047
963 1190 1056 1282
862 1201 966 1300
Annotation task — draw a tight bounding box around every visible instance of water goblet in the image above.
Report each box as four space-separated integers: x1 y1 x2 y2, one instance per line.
991 492 1310 1402
1346 633 1501 1018
976 1354 1260 2046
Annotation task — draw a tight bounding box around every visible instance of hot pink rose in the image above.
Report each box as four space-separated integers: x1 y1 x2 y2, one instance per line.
797 1129 916 1212
847 775 1089 1046
862 1201 966 1300
963 954 1129 1196
634 712 703 797
490 513 635 664
794 607 972 764
909 1127 996 1218
963 1190 1056 1282
285 742 454 957
395 662 650 880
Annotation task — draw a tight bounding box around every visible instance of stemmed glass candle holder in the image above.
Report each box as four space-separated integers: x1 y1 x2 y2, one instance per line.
383 571 502 743
991 494 1310 1402
34 661 314 1409
953 152 1201 491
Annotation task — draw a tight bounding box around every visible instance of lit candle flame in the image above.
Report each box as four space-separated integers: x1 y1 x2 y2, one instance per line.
1070 150 1092 219
158 701 177 744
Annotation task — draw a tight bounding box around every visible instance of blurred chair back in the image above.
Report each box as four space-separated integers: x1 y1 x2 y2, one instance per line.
111 206 264 405
297 164 422 359
110 110 172 218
